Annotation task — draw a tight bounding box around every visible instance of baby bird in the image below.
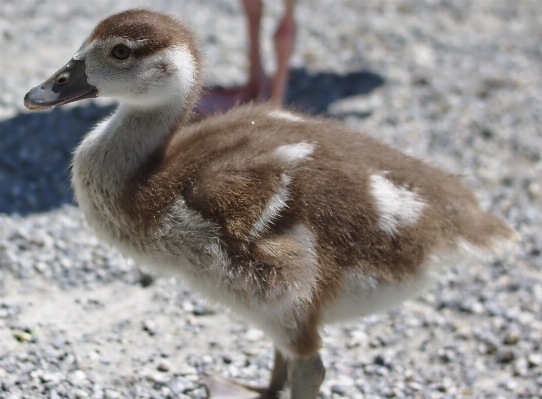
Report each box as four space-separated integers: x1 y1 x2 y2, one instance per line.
24 9 517 399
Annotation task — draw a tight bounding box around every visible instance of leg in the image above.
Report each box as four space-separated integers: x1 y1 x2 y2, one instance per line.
270 1 296 106
203 347 288 399
288 353 325 399
202 374 263 399
267 348 288 395
242 0 269 99
196 0 268 117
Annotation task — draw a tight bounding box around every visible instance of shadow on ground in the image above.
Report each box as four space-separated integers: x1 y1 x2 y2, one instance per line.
0 103 115 215
286 68 385 115
0 68 384 215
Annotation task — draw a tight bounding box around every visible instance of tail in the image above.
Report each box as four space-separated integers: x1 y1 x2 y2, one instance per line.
458 205 520 257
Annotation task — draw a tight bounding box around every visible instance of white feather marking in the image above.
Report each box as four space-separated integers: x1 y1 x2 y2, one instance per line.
249 174 291 238
274 142 315 165
370 174 426 235
268 110 305 122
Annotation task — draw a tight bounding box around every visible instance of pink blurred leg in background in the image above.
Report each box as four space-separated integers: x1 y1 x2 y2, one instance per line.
270 1 295 105
196 0 295 116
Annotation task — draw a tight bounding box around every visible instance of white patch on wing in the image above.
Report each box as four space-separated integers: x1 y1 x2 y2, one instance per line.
268 110 305 122
249 173 291 238
247 142 315 238
370 174 426 235
274 142 315 165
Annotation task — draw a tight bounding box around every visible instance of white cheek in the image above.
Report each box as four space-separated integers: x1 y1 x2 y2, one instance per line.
85 58 157 102
167 46 196 99
84 45 196 108
127 47 196 106
85 60 123 96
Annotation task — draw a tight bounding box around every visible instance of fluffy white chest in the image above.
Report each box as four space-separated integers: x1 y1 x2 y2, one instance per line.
72 104 171 226
73 139 225 299
72 111 138 239
71 107 208 268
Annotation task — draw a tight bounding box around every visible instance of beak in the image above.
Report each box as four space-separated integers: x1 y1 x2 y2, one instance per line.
24 59 98 111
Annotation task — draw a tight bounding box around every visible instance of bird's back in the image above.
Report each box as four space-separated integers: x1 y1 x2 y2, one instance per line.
119 105 516 313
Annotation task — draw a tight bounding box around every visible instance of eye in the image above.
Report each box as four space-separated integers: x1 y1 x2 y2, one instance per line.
111 44 131 60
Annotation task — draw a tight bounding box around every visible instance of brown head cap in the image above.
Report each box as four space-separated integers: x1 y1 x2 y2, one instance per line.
89 9 197 57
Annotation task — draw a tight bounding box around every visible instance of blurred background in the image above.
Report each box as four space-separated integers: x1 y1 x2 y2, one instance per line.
0 1 541 398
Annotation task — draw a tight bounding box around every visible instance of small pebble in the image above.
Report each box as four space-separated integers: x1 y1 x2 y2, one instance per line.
72 389 89 399
104 389 121 399
12 330 31 342
143 320 158 335
497 349 515 364
528 354 542 368
157 359 171 372
513 358 529 377
504 332 520 346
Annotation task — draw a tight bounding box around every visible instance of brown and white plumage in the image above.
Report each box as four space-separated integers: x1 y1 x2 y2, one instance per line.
24 9 518 398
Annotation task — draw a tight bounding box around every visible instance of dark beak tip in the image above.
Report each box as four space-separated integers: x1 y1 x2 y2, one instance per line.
24 86 53 111
24 88 40 110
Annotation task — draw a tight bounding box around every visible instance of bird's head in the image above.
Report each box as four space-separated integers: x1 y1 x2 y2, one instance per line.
25 9 200 111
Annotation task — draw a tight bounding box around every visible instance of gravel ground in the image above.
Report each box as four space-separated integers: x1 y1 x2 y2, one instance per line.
1 0 541 398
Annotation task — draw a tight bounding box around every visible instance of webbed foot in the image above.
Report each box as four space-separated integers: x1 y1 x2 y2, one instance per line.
202 373 279 399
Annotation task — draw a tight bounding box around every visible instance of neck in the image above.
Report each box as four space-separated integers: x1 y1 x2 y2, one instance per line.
71 67 201 239
72 96 191 209
117 102 184 160
105 96 193 166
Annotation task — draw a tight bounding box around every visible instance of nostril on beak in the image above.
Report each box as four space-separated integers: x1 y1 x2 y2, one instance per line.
56 73 69 85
